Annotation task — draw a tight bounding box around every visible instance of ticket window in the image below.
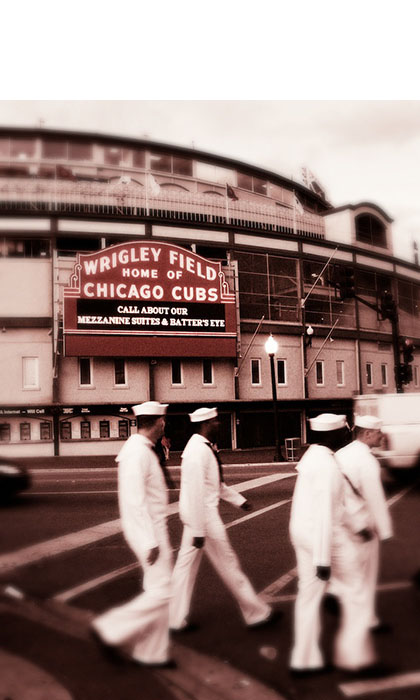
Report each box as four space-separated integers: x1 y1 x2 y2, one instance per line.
0 423 11 442
99 420 110 439
81 420 91 439
20 422 31 441
40 421 52 440
118 420 129 439
60 421 72 440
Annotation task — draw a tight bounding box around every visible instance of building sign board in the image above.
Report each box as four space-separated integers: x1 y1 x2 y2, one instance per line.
63 241 237 357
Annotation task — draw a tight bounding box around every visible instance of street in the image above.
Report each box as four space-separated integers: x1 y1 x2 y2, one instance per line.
1 461 420 700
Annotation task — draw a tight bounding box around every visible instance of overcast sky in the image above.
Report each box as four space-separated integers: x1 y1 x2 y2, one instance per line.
1 99 419 262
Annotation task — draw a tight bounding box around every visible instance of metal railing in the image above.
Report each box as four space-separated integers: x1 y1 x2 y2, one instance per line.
0 177 325 239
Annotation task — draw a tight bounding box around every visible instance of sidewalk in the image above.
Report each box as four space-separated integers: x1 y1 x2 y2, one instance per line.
18 447 295 470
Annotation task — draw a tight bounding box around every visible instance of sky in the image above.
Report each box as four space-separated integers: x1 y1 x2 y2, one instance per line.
1 99 419 262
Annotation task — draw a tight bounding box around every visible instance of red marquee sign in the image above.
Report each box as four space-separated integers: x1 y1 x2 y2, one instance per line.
63 241 237 357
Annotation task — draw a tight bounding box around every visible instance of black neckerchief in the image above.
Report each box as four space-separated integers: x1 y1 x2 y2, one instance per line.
151 443 176 490
205 441 225 483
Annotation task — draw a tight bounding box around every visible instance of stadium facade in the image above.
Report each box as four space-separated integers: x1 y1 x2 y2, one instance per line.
1 127 419 457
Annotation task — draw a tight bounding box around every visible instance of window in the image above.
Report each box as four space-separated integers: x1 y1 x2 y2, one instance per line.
6 238 50 258
0 424 11 441
104 146 122 165
171 359 182 385
150 152 172 173
355 214 387 248
60 421 72 440
150 152 192 176
118 420 129 439
132 149 146 168
10 139 36 159
79 358 92 386
253 177 267 195
68 142 92 160
80 421 91 439
236 251 299 322
316 361 324 385
336 360 345 386
22 357 39 389
0 138 10 158
100 420 110 439
237 172 267 195
20 422 31 441
303 260 356 328
114 359 126 385
251 359 261 385
40 421 52 440
173 156 193 176
366 362 373 386
381 363 388 386
202 359 213 385
42 139 68 159
277 359 286 385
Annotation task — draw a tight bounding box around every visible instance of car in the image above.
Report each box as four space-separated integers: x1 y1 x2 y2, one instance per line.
0 458 31 502
353 393 420 473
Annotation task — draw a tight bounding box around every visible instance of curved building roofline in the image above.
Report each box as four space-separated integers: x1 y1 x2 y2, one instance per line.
0 125 331 210
323 201 393 223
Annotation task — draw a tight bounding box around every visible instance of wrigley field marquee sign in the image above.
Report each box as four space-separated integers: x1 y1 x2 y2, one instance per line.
63 241 237 357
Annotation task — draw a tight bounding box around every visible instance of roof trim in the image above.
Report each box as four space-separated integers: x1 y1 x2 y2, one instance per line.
323 202 393 223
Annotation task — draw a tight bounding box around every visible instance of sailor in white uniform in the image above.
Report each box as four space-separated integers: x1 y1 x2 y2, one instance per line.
336 414 393 630
289 413 376 675
91 401 174 667
169 407 274 631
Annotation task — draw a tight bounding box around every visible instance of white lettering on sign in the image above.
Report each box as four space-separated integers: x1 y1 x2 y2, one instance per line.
168 250 217 280
83 247 162 274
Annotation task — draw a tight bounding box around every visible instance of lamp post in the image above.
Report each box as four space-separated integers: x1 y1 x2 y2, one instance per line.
304 324 314 347
265 334 280 461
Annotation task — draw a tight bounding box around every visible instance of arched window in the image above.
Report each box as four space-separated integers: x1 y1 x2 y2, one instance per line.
355 214 387 248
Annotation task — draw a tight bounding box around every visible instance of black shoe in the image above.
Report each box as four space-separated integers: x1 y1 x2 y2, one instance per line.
341 662 396 679
170 622 199 634
290 665 333 678
90 628 127 665
247 609 282 630
370 622 393 634
137 658 177 670
323 594 340 616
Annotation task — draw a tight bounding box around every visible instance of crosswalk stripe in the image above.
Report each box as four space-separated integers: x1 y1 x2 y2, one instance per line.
0 472 294 574
339 671 420 697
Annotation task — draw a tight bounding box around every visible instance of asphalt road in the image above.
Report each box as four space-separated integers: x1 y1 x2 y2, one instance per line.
1 463 420 700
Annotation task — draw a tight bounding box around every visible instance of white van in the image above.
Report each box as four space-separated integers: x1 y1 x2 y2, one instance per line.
353 393 420 471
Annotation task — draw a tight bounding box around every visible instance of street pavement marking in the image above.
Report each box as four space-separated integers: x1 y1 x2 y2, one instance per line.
0 472 295 574
339 671 420 697
53 498 292 602
262 580 413 604
54 562 140 602
260 481 414 603
261 568 297 601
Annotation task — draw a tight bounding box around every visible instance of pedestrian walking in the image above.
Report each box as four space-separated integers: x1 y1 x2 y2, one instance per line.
91 401 175 668
289 413 376 676
335 414 393 631
169 407 276 632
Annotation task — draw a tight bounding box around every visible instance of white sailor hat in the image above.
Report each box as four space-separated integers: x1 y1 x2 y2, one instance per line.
189 407 218 423
309 413 347 432
354 415 382 430
132 401 168 417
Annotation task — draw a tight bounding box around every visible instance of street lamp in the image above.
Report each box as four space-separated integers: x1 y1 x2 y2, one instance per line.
264 334 281 461
304 325 314 347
